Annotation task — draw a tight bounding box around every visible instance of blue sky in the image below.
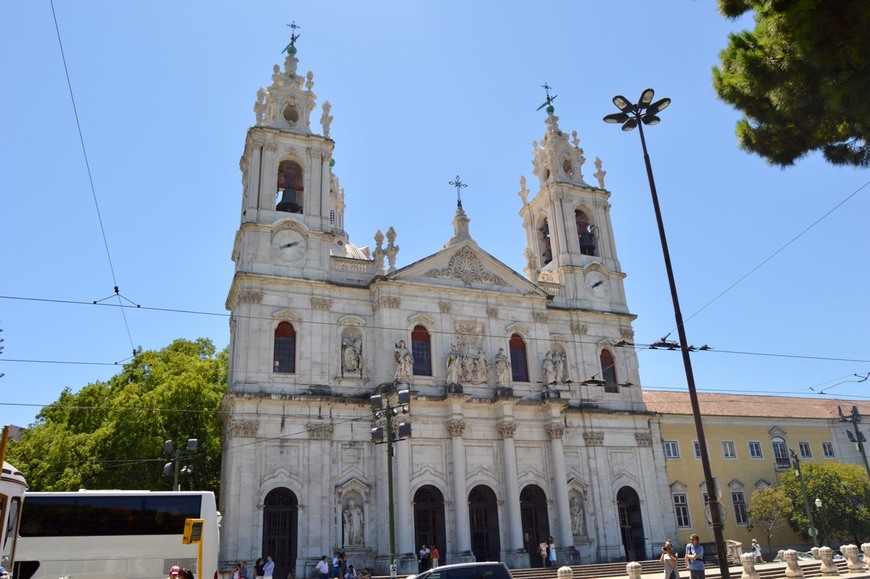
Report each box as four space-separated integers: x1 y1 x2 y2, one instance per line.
1 1 868 429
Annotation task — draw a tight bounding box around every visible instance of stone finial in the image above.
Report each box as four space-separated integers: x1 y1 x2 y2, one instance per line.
557 566 574 579
305 70 314 91
518 176 529 206
571 130 580 148
373 230 386 274
783 550 805 578
840 544 863 572
254 88 267 126
818 546 838 575
385 226 399 273
594 157 607 189
740 552 760 579
320 100 333 138
626 562 642 579
861 544 870 568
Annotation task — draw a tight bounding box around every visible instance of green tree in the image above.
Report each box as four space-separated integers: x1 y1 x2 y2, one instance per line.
748 486 793 553
779 461 870 545
712 0 870 167
7 338 227 496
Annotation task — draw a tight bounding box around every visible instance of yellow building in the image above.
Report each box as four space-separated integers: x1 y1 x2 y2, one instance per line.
643 392 870 554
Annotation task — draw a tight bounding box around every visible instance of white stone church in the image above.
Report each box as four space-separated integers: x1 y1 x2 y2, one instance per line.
220 39 674 578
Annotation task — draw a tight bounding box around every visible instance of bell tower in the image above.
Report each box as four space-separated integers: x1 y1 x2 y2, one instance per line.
518 92 627 311
233 31 346 278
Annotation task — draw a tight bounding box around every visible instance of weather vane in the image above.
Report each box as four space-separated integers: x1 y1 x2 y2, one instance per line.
283 21 301 55
449 175 468 208
536 82 558 114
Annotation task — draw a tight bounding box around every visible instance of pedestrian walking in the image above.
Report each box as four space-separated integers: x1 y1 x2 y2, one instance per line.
316 556 331 579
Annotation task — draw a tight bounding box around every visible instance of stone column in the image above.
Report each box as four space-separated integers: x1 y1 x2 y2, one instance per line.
448 419 473 559
498 421 524 553
546 422 575 561
396 436 414 560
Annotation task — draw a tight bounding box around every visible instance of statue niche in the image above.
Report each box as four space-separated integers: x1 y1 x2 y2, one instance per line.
276 160 304 213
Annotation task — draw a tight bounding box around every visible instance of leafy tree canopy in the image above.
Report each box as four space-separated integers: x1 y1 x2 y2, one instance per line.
7 338 227 496
779 461 870 545
748 485 793 550
713 0 870 167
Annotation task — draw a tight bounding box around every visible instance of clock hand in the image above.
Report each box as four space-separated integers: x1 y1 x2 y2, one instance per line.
591 280 604 288
282 241 299 248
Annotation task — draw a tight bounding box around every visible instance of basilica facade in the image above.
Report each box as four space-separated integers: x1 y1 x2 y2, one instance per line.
220 42 674 578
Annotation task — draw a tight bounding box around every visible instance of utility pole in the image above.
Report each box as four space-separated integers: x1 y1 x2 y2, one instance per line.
839 406 870 483
790 449 819 547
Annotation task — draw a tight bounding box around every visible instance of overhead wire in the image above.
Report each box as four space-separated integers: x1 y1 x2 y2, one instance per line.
49 0 136 355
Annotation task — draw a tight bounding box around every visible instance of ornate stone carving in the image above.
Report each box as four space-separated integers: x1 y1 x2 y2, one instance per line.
497 421 517 439
635 433 653 447
307 423 334 440
594 157 606 189
570 322 588 335
372 295 400 311
425 246 506 287
341 330 363 376
570 495 587 537
533 312 548 324
439 301 452 314
311 297 332 311
342 499 364 546
320 100 333 138
238 291 264 304
583 431 604 446
621 327 635 340
486 307 499 319
545 423 565 440
228 420 259 437
385 226 400 273
446 419 466 437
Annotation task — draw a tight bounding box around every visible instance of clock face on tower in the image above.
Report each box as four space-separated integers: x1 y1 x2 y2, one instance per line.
585 270 610 298
272 228 307 262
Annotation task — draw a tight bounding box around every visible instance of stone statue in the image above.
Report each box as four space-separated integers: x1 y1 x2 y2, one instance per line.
542 351 557 384
554 350 568 383
495 348 511 386
343 499 364 546
446 344 461 384
594 157 606 189
254 88 266 126
472 350 489 383
394 340 414 382
570 496 586 536
342 336 362 374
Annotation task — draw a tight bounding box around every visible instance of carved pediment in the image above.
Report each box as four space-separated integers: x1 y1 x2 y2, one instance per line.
425 247 506 287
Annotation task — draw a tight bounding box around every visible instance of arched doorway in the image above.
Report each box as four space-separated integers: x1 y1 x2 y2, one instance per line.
414 486 447 565
468 485 501 562
263 488 299 578
616 486 646 562
520 485 550 567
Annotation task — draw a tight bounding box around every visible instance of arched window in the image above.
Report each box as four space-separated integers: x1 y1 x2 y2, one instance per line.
276 160 304 213
274 322 296 373
600 349 617 393
411 325 432 376
539 219 552 265
509 334 529 382
576 210 597 256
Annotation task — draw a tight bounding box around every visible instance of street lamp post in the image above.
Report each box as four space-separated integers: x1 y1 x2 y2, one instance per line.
839 405 870 482
162 438 198 491
815 498 825 546
604 89 730 579
371 388 412 577
790 449 819 547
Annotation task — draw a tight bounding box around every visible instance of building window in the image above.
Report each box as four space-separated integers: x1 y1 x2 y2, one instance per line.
273 321 296 373
748 441 763 459
329 209 336 226
411 325 432 376
575 209 598 256
822 442 835 458
664 441 680 459
509 334 529 382
693 440 702 459
799 441 812 459
731 490 748 526
673 494 691 528
722 441 737 460
539 219 552 265
600 349 618 393
772 437 790 469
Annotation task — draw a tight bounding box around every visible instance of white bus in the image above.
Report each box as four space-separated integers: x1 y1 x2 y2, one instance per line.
0 461 27 574
14 490 219 579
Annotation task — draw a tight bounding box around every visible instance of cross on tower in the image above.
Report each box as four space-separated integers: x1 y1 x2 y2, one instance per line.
449 175 468 208
536 82 558 113
284 21 301 54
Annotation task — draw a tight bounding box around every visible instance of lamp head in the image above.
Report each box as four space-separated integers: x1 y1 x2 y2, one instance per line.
647 97 671 115
603 112 629 124
612 95 633 112
639 88 655 106
621 118 638 132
